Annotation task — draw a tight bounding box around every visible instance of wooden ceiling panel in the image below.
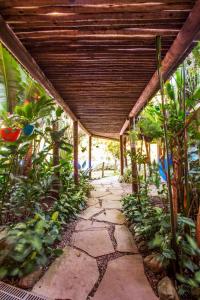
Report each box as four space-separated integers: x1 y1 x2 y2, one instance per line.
0 0 196 138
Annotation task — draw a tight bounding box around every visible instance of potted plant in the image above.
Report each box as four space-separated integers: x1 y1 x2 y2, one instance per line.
0 112 22 142
15 96 55 137
23 123 35 136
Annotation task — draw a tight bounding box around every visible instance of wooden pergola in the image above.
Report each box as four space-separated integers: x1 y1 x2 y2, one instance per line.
0 0 200 184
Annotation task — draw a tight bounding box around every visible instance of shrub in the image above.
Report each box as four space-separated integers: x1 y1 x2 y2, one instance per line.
122 193 200 298
0 211 61 279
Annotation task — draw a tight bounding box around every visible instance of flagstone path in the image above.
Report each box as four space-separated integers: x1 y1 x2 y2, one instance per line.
33 177 158 300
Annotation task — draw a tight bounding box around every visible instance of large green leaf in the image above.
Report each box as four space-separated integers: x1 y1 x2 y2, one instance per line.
18 67 46 103
0 44 21 112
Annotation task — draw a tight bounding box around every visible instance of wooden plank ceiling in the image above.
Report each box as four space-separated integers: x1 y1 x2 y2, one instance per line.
0 0 196 139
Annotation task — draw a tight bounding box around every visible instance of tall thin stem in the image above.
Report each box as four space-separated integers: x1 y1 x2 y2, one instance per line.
156 36 178 259
182 63 190 215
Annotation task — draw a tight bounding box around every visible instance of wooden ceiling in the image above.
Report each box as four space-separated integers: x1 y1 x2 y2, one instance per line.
0 0 197 138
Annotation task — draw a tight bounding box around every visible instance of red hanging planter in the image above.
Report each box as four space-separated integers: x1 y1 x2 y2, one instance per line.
0 128 21 142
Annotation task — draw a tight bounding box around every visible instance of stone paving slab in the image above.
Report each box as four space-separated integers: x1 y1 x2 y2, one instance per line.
79 206 103 220
109 187 124 191
87 197 100 207
110 190 125 196
94 209 125 224
102 199 122 210
75 219 110 231
33 246 99 300
33 178 157 300
91 255 158 300
90 190 111 198
114 225 138 253
72 229 115 257
99 194 122 201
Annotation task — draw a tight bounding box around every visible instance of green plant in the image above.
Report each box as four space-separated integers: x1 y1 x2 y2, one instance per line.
14 96 55 125
138 106 163 141
0 44 21 112
119 168 132 183
122 192 164 241
122 191 200 298
176 218 200 298
0 211 62 279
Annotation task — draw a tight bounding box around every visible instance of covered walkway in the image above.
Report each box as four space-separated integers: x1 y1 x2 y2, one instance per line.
0 2 200 300
33 177 157 300
0 0 199 183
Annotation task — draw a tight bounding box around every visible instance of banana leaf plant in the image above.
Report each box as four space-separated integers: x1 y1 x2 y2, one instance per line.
0 44 21 113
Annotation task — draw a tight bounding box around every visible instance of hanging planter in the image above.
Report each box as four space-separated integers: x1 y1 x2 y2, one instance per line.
0 127 21 142
23 124 35 136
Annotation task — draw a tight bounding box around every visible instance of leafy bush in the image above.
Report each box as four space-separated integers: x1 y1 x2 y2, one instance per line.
0 211 61 279
122 192 164 241
122 192 200 298
119 168 132 183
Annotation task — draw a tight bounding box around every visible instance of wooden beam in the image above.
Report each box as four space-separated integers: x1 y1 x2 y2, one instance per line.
12 22 184 32
0 3 193 14
0 0 194 8
129 1 200 115
89 135 92 179
120 119 129 135
0 15 91 136
2 11 190 23
78 121 90 136
0 15 77 121
92 135 119 141
120 0 200 135
120 135 124 176
16 29 179 39
73 120 79 185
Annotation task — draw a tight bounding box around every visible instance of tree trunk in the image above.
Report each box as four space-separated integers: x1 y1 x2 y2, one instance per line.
52 122 60 178
73 121 79 184
196 206 200 248
129 117 138 194
124 136 128 168
102 162 105 178
23 143 33 176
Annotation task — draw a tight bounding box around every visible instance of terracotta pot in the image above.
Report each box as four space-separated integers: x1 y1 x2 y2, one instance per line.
0 128 21 142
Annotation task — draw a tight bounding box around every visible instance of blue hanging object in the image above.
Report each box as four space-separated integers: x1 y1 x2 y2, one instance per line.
158 156 173 181
23 124 35 136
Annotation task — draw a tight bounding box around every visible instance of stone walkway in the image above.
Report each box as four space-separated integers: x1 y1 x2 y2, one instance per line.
33 177 157 300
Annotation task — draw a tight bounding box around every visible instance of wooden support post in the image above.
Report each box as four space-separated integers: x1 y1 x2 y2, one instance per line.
129 117 138 194
73 120 79 185
89 135 92 179
120 135 124 176
124 136 128 168
102 162 105 178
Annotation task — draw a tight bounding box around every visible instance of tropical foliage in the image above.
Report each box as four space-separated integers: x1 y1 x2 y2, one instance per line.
123 42 200 299
0 44 90 280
